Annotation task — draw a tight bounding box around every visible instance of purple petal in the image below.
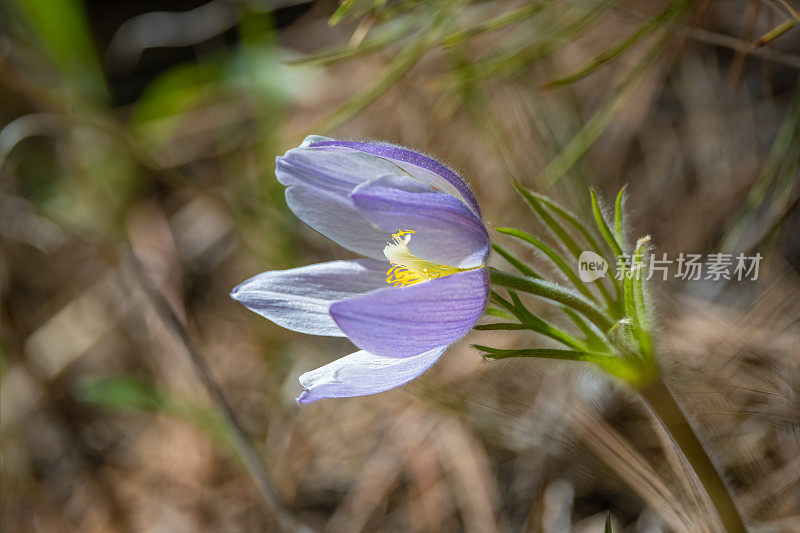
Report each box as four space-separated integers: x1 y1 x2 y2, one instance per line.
308 139 482 217
285 183 390 259
276 136 404 194
231 259 388 336
329 268 488 358
351 175 489 268
297 345 447 403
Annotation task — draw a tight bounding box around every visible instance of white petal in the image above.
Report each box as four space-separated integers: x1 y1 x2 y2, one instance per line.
231 259 388 336
298 345 447 403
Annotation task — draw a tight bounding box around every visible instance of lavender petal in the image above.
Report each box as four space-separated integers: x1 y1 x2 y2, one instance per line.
329 268 489 357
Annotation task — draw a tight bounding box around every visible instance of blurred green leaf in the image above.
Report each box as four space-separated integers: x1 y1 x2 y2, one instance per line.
129 62 223 149
14 0 108 100
74 376 164 411
75 376 231 448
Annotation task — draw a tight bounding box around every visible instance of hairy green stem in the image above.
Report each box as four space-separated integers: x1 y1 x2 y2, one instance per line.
638 377 747 533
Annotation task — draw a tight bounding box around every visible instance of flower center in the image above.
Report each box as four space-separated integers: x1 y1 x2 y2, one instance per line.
384 229 464 287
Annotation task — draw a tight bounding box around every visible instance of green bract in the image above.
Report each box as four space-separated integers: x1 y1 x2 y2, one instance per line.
474 185 658 388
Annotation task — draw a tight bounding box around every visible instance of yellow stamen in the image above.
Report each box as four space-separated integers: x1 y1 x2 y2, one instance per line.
384 229 465 287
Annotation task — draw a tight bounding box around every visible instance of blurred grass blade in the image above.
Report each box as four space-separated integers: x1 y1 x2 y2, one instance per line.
541 0 687 89
436 0 616 88
315 34 430 132
329 0 356 25
606 511 613 533
299 3 546 67
721 80 800 253
329 0 390 26
443 3 546 47
316 2 454 132
74 376 229 445
755 19 796 48
288 17 415 65
536 33 671 189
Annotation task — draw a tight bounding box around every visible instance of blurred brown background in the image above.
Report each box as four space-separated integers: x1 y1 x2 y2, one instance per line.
1 0 799 531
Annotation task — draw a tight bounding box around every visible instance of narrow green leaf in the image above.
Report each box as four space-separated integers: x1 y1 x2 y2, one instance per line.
473 345 601 362
485 307 516 320
489 268 613 331
485 291 587 349
506 291 587 349
590 188 623 258
561 307 609 351
497 227 597 303
512 184 621 308
614 185 626 251
491 242 542 279
473 344 637 381
517 187 604 255
605 511 613 533
475 322 533 331
514 185 581 257
631 236 652 356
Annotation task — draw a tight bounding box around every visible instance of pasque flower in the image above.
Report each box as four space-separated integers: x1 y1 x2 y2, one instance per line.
231 136 489 403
